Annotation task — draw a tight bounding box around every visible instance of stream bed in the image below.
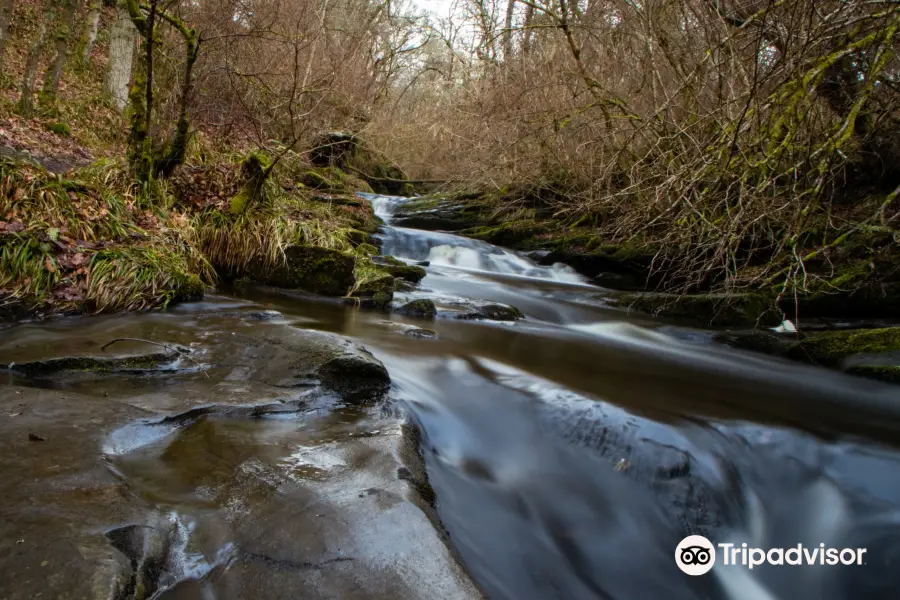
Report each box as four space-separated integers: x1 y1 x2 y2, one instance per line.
1 194 899 599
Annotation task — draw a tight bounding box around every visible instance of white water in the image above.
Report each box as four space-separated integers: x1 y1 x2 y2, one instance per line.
360 193 590 285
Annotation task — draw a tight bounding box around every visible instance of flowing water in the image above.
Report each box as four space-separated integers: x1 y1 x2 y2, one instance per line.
1 194 900 599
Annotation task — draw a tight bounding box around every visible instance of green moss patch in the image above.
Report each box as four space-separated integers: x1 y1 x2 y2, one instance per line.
604 292 780 328
787 328 900 366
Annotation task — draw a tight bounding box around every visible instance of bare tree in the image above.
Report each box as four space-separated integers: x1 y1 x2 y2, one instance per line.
104 1 136 111
40 0 78 104
18 21 48 116
78 0 103 66
0 0 13 73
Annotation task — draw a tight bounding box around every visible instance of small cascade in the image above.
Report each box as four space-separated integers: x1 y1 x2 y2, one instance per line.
361 193 589 285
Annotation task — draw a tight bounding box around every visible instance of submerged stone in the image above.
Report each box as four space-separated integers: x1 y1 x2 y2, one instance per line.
454 303 524 322
8 349 186 378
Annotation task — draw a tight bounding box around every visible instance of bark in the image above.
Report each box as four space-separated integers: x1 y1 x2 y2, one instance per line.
503 0 515 61
522 3 534 56
78 0 102 66
0 0 13 72
104 3 136 111
18 21 48 117
41 0 78 102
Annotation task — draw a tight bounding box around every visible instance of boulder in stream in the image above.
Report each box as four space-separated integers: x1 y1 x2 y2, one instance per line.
374 256 427 284
396 299 437 320
454 303 524 322
229 327 391 403
261 246 356 297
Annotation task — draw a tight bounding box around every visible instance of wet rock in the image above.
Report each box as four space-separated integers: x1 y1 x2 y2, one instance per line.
374 256 427 284
396 299 437 320
391 196 486 231
602 291 781 328
0 386 145 600
197 309 283 321
405 328 438 340
845 365 900 384
712 330 792 357
262 246 356 297
348 274 395 310
8 348 186 378
394 278 416 292
787 327 900 367
454 303 525 322
231 327 391 403
415 261 430 267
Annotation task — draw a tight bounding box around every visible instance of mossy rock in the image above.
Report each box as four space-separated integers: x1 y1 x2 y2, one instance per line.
47 121 71 136
396 299 437 320
845 365 900 384
172 274 205 303
603 292 780 328
462 221 547 249
455 303 524 322
712 330 791 357
348 275 395 310
391 196 487 231
263 246 356 296
786 328 900 367
9 350 185 378
373 256 427 283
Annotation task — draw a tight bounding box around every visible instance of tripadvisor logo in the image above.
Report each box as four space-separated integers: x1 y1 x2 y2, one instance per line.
676 535 716 576
675 535 868 576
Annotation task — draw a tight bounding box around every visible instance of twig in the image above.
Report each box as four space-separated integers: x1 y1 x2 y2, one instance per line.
101 337 209 378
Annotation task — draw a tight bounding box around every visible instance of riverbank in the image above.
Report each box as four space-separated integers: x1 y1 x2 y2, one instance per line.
0 139 413 322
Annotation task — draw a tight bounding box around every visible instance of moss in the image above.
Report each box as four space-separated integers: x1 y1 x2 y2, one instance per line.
787 327 900 366
604 292 780 328
261 246 356 296
845 365 900 384
462 221 545 248
46 121 71 136
229 152 272 215
348 274 394 310
172 273 205 302
379 262 426 284
396 299 437 320
10 351 177 378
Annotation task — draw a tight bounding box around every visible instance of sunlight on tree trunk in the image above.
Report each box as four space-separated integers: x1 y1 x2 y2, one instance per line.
104 3 136 111
78 0 102 67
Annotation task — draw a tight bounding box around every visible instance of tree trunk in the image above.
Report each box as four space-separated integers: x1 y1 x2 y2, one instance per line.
40 0 77 103
502 0 515 61
78 0 102 66
104 3 136 111
522 4 534 56
0 0 13 72
18 21 48 117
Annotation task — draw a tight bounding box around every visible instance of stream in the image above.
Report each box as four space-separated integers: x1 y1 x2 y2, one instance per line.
1 193 900 599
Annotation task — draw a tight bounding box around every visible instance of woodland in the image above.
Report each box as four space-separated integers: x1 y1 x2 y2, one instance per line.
0 0 898 325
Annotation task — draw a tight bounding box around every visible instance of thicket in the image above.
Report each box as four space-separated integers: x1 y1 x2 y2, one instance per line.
1 0 899 314
372 0 900 301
